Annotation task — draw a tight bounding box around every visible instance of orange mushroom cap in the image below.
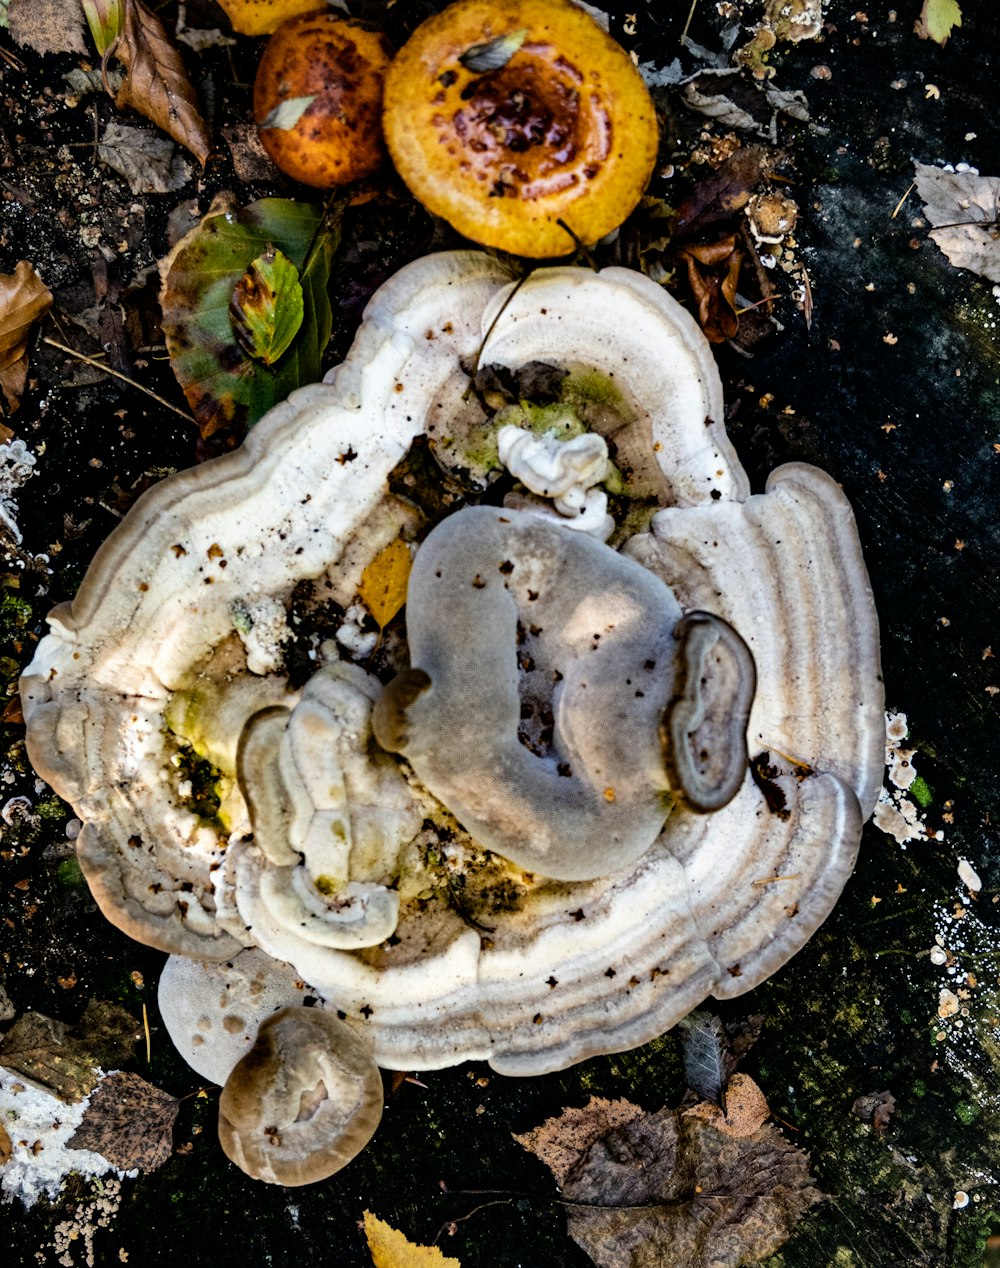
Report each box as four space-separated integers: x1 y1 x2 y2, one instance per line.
254 13 392 189
216 0 321 38
382 0 658 258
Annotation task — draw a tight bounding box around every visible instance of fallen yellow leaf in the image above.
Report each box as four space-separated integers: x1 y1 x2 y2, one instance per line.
359 537 412 629
363 1211 462 1268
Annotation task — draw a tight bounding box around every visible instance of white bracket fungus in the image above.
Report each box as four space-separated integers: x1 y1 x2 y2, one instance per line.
21 252 882 1178
235 661 422 950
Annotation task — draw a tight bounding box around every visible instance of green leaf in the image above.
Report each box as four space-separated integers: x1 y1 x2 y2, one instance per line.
81 0 124 56
917 0 962 46
160 197 339 441
229 247 304 366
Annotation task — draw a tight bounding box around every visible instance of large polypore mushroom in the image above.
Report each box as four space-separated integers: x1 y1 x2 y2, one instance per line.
21 252 881 1171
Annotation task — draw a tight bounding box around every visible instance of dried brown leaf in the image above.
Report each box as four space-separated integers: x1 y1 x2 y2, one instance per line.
914 161 1000 284
528 1099 820 1268
68 1071 178 1172
683 1073 770 1138
724 1014 765 1069
0 1000 139 1102
8 0 87 55
98 120 189 195
851 1089 896 1134
675 146 768 237
677 234 742 344
113 0 210 166
678 1011 727 1105
514 1097 645 1188
0 1120 11 1165
0 260 53 414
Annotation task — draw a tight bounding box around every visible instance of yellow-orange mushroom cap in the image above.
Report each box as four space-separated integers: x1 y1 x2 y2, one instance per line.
254 13 392 189
216 0 321 38
382 0 658 258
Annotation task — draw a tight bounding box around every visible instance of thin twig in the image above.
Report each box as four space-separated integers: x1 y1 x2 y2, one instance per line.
763 742 813 775
142 1002 151 1063
434 1199 514 1245
891 182 916 220
43 337 193 422
0 46 27 71
680 0 699 44
464 267 533 391
554 219 598 270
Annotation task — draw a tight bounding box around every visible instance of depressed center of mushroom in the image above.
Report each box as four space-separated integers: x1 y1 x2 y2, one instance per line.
218 1006 383 1187
448 58 602 199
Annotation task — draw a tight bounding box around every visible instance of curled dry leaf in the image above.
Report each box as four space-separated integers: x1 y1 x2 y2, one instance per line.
0 1120 11 1166
0 260 53 414
520 1094 820 1268
112 0 210 166
677 234 743 344
67 1070 179 1172
363 1211 462 1268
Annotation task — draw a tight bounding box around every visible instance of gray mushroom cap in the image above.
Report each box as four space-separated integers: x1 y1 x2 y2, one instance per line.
218 1006 383 1186
373 505 755 880
157 948 315 1086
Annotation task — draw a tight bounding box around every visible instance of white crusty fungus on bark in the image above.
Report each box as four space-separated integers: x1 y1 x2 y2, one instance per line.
20 251 883 1182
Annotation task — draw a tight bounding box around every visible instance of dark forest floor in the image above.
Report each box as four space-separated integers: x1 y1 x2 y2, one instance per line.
2 2 999 1265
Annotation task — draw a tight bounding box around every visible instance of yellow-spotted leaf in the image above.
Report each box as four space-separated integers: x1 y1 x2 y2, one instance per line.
363 1212 461 1268
229 247 304 366
159 195 339 442
359 537 412 629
